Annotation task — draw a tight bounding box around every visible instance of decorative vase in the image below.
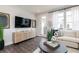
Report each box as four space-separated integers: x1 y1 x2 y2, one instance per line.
51 36 57 42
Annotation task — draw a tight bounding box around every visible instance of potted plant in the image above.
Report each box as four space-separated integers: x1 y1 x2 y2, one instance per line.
47 30 53 41
0 24 4 50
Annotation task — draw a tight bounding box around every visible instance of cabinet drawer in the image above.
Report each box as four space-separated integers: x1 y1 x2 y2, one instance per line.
13 32 23 43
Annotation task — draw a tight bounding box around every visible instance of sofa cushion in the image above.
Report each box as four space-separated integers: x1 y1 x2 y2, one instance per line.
58 40 79 48
58 36 79 43
76 31 79 38
63 30 76 38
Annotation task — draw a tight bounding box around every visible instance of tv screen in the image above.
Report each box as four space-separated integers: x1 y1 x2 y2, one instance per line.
15 16 31 28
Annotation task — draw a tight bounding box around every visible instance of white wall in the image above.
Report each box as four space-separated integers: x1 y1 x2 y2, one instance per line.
36 14 47 36
36 15 42 36
0 5 36 46
36 13 53 36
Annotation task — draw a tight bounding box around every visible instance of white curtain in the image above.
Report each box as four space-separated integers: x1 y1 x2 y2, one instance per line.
52 11 64 29
52 6 79 30
66 6 79 30
71 6 79 30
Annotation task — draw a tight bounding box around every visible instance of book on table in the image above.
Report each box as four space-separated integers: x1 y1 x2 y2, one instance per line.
44 41 60 48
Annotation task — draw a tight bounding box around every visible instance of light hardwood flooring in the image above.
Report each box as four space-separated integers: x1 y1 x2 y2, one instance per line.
0 37 41 53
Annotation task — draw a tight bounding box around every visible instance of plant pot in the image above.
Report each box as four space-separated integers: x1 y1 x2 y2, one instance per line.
0 40 4 50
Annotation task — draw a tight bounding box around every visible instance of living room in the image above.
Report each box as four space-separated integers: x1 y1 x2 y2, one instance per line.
0 5 79 53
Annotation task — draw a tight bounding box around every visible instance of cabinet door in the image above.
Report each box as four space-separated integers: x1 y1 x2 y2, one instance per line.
13 32 23 43
28 31 31 38
23 32 28 40
31 30 36 37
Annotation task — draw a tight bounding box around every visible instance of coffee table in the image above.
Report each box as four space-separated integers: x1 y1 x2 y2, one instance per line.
39 39 68 53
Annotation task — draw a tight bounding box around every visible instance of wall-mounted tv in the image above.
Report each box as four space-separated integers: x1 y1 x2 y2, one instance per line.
15 16 31 28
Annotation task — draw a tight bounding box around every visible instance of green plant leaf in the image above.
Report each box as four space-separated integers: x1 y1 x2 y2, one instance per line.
47 30 53 41
0 24 3 41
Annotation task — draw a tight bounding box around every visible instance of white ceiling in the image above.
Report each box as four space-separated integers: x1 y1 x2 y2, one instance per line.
12 5 73 14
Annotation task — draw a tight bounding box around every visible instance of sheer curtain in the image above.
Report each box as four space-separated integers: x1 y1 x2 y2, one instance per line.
66 8 73 30
66 6 79 30
71 6 79 30
52 11 64 30
52 6 79 30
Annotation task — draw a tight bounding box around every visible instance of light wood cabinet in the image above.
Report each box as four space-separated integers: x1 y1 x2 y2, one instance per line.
13 32 24 43
13 30 36 43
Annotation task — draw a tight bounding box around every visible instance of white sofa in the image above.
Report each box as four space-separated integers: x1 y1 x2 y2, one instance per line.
58 30 79 48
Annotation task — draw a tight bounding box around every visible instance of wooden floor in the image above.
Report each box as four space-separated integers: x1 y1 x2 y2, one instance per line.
0 37 41 53
0 36 79 53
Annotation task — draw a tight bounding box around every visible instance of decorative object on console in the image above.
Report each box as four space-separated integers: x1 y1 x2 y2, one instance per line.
0 24 4 50
0 12 10 28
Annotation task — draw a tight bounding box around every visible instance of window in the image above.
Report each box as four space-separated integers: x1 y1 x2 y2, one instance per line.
72 6 79 30
52 11 64 29
52 6 79 30
66 6 79 30
66 10 73 30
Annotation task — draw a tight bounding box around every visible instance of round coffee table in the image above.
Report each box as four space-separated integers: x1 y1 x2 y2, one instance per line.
39 39 68 53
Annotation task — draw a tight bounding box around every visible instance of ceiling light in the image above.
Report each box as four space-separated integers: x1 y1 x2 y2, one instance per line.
41 16 46 19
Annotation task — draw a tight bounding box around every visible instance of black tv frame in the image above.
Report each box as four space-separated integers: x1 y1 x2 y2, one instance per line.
15 16 31 28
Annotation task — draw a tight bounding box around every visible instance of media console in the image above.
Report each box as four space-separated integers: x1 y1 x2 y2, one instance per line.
12 29 36 43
